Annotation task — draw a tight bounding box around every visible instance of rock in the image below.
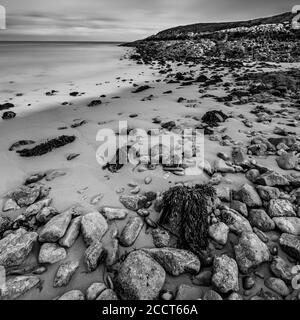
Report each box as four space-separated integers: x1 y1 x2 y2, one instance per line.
270 256 293 283
203 290 223 300
115 250 166 300
234 232 271 273
243 276 256 290
119 217 143 247
101 207 128 220
0 228 38 267
0 216 12 236
265 277 290 297
256 186 281 201
151 228 170 248
96 289 118 300
86 282 107 300
276 153 298 170
228 292 243 300
36 207 58 223
175 284 202 300
215 186 231 202
142 247 200 276
256 171 290 187
221 209 252 235
105 237 119 267
245 169 260 183
230 200 248 217
119 195 147 211
237 184 262 208
214 159 235 173
232 146 249 166
249 209 275 231
1 276 40 300
279 233 300 260
11 184 42 207
53 260 79 287
268 199 296 218
58 290 85 300
273 217 300 236
81 212 108 246
38 243 67 264
38 209 72 242
212 255 239 293
84 241 106 272
24 198 52 217
209 222 229 245
2 111 16 120
269 137 297 148
160 290 174 300
192 270 212 286
59 216 81 248
2 198 20 212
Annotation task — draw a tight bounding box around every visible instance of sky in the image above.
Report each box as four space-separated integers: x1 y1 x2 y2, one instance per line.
0 0 298 41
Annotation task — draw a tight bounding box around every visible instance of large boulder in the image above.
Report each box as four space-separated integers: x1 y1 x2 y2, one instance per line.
276 153 298 170
0 228 38 267
249 209 275 231
255 171 290 187
273 217 300 236
212 255 239 293
268 199 296 218
115 250 166 300
38 243 67 264
256 186 281 201
279 233 300 261
39 209 73 242
237 184 262 208
221 209 252 235
234 232 271 273
119 195 147 211
11 184 43 207
142 247 200 276
270 256 294 283
81 212 108 246
209 222 229 245
0 275 40 300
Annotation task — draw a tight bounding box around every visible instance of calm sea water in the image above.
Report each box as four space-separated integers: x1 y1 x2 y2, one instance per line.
0 42 125 93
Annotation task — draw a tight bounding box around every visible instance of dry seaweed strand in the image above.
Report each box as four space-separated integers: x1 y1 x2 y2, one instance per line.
159 184 216 255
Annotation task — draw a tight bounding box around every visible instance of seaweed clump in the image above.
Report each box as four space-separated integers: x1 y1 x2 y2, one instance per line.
17 135 76 157
158 184 217 254
201 110 228 127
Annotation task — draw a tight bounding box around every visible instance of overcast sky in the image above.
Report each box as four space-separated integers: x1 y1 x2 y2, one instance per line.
0 0 298 41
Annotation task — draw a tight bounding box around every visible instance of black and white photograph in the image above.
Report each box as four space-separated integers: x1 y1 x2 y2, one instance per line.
0 0 300 307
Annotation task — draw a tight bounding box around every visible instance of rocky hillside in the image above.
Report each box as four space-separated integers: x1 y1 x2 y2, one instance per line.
147 12 296 41
125 11 300 63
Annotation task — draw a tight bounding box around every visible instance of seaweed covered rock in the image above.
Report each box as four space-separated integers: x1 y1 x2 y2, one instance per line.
201 110 228 127
16 135 76 157
115 250 166 300
2 111 16 120
158 184 217 254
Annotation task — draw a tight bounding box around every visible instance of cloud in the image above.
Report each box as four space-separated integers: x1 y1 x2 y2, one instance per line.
0 0 297 41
